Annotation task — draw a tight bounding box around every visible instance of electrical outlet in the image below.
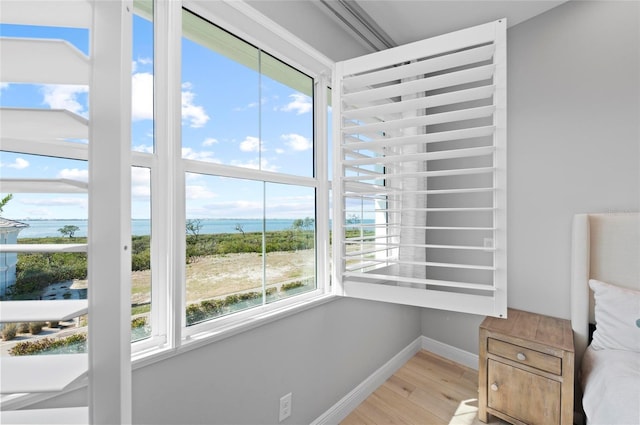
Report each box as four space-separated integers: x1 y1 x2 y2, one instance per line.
279 392 292 422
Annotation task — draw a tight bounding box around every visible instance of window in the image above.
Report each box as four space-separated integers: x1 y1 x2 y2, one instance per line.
179 10 321 334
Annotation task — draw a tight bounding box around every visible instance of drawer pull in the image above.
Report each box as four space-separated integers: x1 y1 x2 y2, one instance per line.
516 352 527 361
490 383 499 392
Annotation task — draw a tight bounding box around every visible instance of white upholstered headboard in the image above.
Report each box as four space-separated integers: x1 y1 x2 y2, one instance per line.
571 212 640 370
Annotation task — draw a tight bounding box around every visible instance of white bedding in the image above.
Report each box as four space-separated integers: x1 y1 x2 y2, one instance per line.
581 346 640 425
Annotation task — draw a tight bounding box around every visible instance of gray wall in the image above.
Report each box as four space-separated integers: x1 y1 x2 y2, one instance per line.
132 298 419 424
29 299 420 423
421 0 640 354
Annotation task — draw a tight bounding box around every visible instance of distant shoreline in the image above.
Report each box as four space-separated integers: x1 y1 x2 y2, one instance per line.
16 218 326 239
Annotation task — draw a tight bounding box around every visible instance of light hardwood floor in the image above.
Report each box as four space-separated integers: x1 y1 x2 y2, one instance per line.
341 350 507 425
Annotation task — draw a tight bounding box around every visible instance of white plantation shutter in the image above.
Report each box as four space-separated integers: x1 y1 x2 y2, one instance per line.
333 19 507 317
0 1 132 422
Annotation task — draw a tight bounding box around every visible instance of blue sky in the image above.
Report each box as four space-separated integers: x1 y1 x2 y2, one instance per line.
0 13 317 221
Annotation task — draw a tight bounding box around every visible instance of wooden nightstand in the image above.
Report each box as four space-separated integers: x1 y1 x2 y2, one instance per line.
478 308 574 425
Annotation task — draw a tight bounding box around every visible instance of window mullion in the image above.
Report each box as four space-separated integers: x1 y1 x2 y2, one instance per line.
315 75 330 292
259 52 267 305
331 63 346 295
152 0 184 349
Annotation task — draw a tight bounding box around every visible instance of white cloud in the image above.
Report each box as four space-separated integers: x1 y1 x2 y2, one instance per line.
132 72 153 121
22 208 56 219
281 133 312 151
182 147 221 163
186 185 217 200
132 77 210 127
229 158 279 172
275 148 285 154
0 82 9 94
58 168 89 182
2 157 29 170
132 58 152 74
234 101 259 112
224 200 261 210
198 200 263 218
133 144 154 154
21 197 87 208
239 136 261 153
268 203 315 217
202 138 218 147
280 93 312 115
41 84 89 115
182 82 209 128
185 173 202 182
131 167 151 199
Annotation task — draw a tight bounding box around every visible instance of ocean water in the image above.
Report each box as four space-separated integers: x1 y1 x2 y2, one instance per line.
16 219 302 239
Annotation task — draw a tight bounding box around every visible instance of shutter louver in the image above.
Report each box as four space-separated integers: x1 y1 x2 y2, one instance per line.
333 19 507 317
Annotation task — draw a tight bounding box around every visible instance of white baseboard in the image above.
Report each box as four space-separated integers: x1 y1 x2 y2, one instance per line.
311 336 477 425
310 336 422 425
420 336 479 371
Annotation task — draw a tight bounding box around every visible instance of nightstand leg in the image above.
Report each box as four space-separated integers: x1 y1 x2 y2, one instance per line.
478 329 489 423
478 408 488 423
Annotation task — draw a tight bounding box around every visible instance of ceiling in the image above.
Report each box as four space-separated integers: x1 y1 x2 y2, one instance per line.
246 0 568 61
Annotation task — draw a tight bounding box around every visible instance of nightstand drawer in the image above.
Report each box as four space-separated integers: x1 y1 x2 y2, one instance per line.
488 338 561 375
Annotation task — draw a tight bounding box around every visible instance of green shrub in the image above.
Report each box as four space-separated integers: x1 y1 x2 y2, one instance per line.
48 320 60 328
11 236 153 289
224 294 240 305
200 299 223 316
281 281 304 292
29 322 46 335
131 249 151 271
18 322 30 333
238 291 261 301
9 333 87 356
131 316 147 329
131 235 151 254
14 251 88 296
2 324 18 341
186 304 205 325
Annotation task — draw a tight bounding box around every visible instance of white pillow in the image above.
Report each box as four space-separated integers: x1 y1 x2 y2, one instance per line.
589 279 640 352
